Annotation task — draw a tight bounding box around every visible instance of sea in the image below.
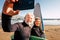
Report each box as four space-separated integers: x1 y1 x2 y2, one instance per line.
0 19 60 27
11 19 60 25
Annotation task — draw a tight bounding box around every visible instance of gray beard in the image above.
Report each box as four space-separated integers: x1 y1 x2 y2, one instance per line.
28 23 34 28
25 21 34 28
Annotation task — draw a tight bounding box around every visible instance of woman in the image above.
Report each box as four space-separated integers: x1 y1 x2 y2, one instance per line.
31 17 45 38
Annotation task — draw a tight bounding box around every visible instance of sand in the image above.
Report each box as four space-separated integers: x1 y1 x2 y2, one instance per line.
0 25 60 40
0 28 14 40
45 25 60 40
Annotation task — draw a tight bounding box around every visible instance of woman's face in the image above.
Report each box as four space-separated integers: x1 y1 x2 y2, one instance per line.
35 20 41 27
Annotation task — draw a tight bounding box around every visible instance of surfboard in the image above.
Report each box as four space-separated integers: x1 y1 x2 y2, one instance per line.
34 3 44 31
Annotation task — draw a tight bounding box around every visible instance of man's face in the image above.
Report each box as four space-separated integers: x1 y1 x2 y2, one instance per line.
25 14 34 24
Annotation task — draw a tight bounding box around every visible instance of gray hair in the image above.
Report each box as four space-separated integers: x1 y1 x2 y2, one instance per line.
24 12 35 20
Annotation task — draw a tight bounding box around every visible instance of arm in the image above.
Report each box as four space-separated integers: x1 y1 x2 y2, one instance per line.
2 0 19 32
2 13 19 32
2 13 11 32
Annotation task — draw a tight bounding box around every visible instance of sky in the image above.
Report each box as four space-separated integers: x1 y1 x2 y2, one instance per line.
0 0 60 19
0 0 5 13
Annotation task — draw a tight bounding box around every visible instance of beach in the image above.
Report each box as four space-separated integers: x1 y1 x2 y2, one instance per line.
45 25 60 40
0 25 60 40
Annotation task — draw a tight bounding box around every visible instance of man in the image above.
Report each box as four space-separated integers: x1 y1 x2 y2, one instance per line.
2 12 35 40
2 0 35 40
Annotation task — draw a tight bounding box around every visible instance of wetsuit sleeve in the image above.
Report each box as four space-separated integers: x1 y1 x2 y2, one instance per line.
2 13 18 32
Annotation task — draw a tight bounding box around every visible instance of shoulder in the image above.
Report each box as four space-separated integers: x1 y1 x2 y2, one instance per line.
12 22 23 27
15 22 23 26
15 22 23 28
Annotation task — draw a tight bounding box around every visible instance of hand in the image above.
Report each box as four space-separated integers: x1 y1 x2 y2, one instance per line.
6 0 18 3
2 0 19 16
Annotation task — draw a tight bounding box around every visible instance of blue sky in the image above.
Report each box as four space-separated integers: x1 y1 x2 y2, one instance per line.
0 0 5 13
0 0 60 19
